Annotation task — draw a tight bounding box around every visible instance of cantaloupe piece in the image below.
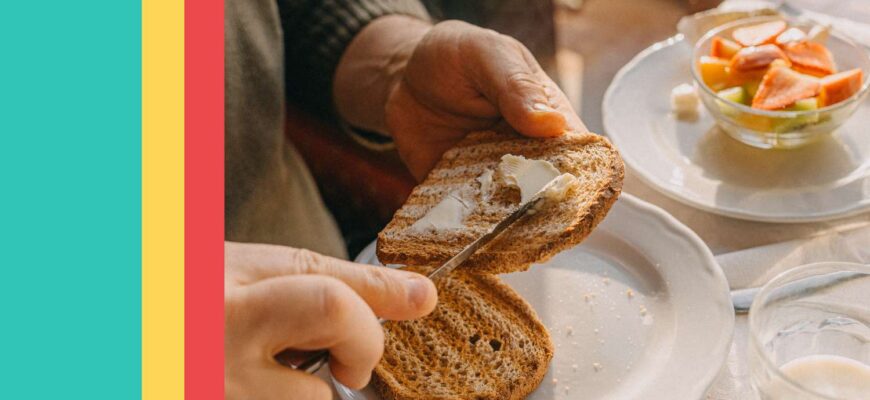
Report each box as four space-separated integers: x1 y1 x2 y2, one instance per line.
732 20 787 46
729 44 790 72
752 66 821 110
698 56 731 90
775 27 807 45
711 36 742 59
819 68 863 106
783 41 835 76
729 58 790 87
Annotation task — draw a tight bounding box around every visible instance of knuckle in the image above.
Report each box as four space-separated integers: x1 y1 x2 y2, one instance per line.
506 70 541 90
291 248 323 272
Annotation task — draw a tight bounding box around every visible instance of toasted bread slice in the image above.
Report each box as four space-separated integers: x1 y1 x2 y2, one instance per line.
373 267 553 400
376 130 623 274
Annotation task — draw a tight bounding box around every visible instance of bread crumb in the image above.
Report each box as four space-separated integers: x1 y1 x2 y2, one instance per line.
593 328 599 334
592 362 602 372
565 386 570 393
571 364 578 371
640 305 648 316
626 288 634 298
566 326 574 336
551 378 558 384
602 277 610 285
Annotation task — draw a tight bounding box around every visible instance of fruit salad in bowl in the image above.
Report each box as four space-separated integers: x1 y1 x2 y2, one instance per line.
691 16 869 148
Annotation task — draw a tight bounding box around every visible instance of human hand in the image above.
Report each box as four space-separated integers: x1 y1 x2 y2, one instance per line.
387 20 586 180
224 242 437 400
334 17 585 181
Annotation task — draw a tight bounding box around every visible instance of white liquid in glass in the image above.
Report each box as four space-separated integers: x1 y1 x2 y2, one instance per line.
777 355 870 399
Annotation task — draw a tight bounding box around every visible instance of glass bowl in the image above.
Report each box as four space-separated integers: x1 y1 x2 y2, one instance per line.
691 16 870 149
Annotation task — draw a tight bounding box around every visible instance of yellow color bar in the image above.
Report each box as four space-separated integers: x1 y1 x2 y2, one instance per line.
142 0 184 398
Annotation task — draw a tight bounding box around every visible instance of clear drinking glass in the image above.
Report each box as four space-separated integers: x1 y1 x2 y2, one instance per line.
748 262 870 399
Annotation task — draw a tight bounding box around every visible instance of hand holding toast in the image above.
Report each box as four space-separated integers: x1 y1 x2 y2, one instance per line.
335 18 586 181
224 242 437 400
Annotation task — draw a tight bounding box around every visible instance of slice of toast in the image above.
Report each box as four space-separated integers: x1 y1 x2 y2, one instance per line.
377 130 623 274
372 267 553 400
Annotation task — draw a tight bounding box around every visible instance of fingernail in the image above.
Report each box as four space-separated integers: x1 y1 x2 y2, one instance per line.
406 277 431 309
532 102 553 112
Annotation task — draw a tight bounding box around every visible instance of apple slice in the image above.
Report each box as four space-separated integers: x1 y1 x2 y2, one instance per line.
752 66 820 110
711 36 742 59
783 41 835 76
730 44 790 72
732 20 787 46
819 69 863 106
775 27 806 45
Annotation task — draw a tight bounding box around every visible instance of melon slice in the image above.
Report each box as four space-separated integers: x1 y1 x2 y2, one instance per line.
752 67 820 110
783 41 835 76
711 36 742 59
698 56 731 90
775 27 807 45
819 68 863 106
732 20 787 46
730 44 790 72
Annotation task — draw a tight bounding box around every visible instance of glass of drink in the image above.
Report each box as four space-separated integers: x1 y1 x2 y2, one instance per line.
749 262 870 399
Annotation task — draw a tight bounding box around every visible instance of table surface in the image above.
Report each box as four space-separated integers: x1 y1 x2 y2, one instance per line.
553 2 870 398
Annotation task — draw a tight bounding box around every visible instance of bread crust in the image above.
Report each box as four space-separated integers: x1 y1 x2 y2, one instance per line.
372 270 553 400
377 130 624 274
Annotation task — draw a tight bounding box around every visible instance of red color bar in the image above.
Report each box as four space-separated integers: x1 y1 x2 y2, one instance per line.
185 0 225 397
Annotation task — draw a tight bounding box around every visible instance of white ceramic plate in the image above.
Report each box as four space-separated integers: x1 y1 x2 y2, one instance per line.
603 35 870 223
335 194 733 400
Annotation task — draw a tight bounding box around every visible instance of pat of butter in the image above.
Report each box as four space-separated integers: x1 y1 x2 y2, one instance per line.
498 154 562 203
409 191 470 232
540 173 577 201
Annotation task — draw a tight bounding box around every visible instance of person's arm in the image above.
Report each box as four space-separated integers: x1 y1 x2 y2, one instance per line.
278 0 431 117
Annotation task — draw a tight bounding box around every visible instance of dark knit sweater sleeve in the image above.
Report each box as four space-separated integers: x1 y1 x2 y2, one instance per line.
277 0 430 116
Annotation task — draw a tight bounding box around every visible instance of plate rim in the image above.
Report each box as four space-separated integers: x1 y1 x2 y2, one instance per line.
602 34 870 223
355 194 734 399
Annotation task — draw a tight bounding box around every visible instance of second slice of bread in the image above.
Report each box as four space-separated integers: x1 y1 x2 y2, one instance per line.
377 130 624 274
372 267 553 400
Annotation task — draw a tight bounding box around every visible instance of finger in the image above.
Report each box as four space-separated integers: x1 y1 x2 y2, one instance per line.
462 32 567 137
227 242 437 320
238 275 384 389
515 44 588 134
227 364 332 400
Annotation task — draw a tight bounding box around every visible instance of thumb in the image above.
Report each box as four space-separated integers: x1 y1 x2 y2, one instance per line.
463 33 571 137
227 242 438 320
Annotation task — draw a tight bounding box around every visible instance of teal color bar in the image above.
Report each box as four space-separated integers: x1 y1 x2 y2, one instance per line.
0 1 141 397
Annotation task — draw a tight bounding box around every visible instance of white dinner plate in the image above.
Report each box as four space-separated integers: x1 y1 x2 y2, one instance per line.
603 35 870 223
335 194 733 400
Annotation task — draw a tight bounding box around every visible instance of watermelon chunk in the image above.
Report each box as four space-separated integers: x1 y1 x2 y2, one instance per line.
732 20 787 46
752 67 821 110
730 44 790 72
819 69 863 106
711 36 742 59
783 41 835 76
